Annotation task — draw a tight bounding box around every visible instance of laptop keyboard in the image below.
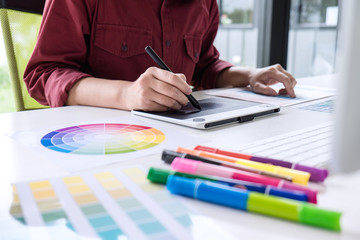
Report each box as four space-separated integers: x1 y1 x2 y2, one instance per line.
237 122 334 168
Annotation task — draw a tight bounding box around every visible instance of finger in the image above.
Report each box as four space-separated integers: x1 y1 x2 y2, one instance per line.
136 87 182 111
150 91 183 110
177 73 187 82
151 79 189 106
266 71 296 98
147 67 192 95
133 100 168 112
275 65 297 87
251 82 278 96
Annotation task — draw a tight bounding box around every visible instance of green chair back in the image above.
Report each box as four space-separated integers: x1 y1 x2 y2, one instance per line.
0 3 46 111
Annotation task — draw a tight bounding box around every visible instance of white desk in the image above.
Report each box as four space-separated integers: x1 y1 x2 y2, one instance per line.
0 75 359 240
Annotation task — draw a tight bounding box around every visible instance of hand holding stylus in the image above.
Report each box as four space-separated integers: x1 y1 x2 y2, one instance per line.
124 66 192 111
145 46 202 110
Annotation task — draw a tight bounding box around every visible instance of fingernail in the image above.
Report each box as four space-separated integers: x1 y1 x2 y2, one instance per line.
186 88 192 95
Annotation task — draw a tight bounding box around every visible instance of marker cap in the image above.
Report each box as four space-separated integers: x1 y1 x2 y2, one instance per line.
147 167 170 184
167 175 198 198
171 157 199 174
294 164 329 182
274 166 310 185
299 204 342 231
167 176 249 210
162 150 183 164
147 167 215 184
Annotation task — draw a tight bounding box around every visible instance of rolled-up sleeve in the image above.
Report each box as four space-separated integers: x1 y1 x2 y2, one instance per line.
192 1 233 90
24 0 95 107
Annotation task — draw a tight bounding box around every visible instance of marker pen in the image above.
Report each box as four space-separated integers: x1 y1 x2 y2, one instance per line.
147 167 308 202
161 150 293 182
171 157 318 203
177 147 310 186
167 175 341 231
194 145 329 182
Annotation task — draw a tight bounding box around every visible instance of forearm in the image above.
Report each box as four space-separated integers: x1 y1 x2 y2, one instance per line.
66 77 131 110
216 66 253 88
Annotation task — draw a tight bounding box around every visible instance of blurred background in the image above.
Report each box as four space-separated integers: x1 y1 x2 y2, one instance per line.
0 0 340 113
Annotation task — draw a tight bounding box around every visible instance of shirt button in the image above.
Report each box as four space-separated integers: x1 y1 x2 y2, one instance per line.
194 52 199 58
166 40 171 47
121 44 128 52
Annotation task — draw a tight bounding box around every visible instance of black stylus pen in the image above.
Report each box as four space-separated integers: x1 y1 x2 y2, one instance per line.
145 46 201 110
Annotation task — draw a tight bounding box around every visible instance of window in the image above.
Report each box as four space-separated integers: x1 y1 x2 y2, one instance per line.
214 0 261 68
0 25 15 113
287 0 339 78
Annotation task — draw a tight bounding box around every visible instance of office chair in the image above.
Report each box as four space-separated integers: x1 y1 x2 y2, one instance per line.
0 0 46 111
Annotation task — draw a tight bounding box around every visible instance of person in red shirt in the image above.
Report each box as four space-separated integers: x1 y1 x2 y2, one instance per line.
24 0 296 111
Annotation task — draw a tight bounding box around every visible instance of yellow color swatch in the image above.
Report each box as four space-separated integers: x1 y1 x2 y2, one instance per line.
63 176 84 184
33 189 56 200
30 181 52 189
108 188 131 198
67 184 91 194
94 172 113 180
100 180 124 189
73 194 98 205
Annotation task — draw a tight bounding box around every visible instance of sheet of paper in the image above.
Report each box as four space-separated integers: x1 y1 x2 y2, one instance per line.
207 84 335 106
295 97 335 113
9 166 235 240
8 116 206 172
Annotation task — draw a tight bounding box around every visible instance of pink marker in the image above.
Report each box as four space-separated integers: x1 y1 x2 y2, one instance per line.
171 157 318 203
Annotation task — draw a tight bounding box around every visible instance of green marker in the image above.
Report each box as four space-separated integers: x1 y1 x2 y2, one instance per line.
147 167 214 184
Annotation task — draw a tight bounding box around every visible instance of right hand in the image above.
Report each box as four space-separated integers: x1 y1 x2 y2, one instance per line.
124 67 192 111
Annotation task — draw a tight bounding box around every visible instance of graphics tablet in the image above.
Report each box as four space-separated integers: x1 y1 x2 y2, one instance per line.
132 96 280 129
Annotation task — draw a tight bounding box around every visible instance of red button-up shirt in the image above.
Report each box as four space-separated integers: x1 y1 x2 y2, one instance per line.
24 0 233 107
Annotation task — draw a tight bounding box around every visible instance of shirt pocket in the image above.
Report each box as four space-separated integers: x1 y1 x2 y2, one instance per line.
94 24 152 58
184 35 202 63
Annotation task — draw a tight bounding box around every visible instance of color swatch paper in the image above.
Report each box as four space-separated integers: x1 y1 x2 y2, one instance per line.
10 166 235 240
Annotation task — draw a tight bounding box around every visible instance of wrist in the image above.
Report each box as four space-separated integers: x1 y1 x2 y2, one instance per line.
216 66 252 88
116 80 133 111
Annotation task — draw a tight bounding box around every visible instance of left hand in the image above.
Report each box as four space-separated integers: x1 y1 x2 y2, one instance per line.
248 64 297 98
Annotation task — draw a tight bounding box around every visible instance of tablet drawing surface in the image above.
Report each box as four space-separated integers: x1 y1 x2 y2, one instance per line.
145 97 260 120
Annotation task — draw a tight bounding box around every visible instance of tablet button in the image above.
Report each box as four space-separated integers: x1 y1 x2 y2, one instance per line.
193 118 205 122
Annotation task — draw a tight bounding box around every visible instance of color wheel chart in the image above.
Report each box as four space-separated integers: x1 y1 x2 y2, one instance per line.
40 123 165 155
10 166 234 240
10 118 205 172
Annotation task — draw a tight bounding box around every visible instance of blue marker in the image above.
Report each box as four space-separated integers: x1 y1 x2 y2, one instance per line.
166 176 342 231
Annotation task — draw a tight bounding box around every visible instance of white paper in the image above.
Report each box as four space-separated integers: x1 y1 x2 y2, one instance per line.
207 84 335 106
9 116 206 172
